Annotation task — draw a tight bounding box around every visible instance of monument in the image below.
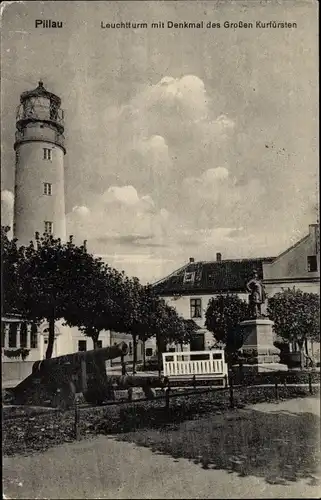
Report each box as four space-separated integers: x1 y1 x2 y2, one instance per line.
237 270 288 373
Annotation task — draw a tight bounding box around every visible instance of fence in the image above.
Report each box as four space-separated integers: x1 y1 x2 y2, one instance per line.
3 369 319 461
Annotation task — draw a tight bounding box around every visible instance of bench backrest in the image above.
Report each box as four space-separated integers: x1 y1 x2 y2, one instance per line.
162 350 228 378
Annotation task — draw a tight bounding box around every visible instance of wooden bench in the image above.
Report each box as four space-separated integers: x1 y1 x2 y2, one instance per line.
162 350 228 387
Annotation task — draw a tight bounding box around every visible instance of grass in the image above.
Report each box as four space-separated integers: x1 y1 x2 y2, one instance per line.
3 384 319 459
230 369 320 386
114 402 320 485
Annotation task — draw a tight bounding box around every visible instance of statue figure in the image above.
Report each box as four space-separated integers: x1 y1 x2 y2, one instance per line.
246 269 266 318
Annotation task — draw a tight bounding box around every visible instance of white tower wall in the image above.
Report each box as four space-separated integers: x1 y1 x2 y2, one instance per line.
13 81 66 246
14 140 66 245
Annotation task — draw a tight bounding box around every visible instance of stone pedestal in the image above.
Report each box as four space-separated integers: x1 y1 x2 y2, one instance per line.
235 318 288 373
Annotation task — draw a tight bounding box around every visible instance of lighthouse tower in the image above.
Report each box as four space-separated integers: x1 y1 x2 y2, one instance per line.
13 81 66 245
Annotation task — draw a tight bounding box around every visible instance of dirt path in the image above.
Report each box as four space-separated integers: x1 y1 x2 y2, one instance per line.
3 397 320 499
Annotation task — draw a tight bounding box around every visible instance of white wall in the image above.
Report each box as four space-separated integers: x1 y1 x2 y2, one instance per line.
56 322 111 355
163 293 249 349
265 281 320 297
14 139 66 245
164 293 248 326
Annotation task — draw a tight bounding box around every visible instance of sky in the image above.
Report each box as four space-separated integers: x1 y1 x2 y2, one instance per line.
1 0 319 283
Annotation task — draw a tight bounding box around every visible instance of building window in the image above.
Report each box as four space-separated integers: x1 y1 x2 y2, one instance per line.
190 298 202 318
145 348 153 357
96 340 102 349
8 324 17 348
1 323 6 347
43 182 52 195
307 255 318 272
20 323 28 348
44 221 53 234
78 340 87 352
31 324 38 348
43 148 52 160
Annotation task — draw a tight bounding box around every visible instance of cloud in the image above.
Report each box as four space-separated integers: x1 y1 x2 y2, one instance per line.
95 253 177 284
1 189 14 207
72 205 90 215
67 185 172 251
184 166 230 189
103 185 140 206
147 74 208 121
203 167 229 181
1 190 14 228
178 166 270 234
93 74 235 202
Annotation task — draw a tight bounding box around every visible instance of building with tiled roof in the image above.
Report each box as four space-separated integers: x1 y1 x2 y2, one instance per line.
151 254 274 351
152 254 275 297
151 223 320 355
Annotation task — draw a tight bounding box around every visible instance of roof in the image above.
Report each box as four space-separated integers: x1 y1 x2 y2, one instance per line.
265 234 310 263
152 257 275 296
20 81 61 105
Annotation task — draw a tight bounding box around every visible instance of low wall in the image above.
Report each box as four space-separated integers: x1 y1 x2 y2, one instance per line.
2 361 34 382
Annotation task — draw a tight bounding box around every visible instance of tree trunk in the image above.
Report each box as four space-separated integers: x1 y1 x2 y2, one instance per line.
180 342 183 352
156 333 163 378
132 333 137 374
45 315 55 359
298 341 305 370
121 354 127 375
92 330 100 349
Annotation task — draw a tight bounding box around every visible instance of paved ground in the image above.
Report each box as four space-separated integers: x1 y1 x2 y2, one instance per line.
3 397 320 499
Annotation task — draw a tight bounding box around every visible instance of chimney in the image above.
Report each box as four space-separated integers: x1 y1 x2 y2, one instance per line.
189 257 195 263
216 252 222 262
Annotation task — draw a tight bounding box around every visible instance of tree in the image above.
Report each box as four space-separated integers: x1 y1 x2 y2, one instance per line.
151 299 172 377
205 294 250 364
63 262 127 349
1 226 22 316
180 319 201 348
143 297 187 376
267 288 320 369
115 277 151 373
16 233 111 359
162 312 200 351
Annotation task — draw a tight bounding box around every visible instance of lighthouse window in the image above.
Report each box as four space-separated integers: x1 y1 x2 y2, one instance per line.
43 183 52 196
44 221 53 234
43 148 52 160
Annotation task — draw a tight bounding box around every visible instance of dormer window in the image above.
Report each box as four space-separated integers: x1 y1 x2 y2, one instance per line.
184 271 195 284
